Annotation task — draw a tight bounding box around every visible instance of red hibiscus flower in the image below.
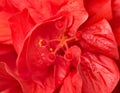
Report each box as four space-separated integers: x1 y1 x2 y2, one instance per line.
15 11 119 93
0 0 120 93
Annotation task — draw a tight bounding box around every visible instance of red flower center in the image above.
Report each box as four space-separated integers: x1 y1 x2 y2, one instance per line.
39 39 47 47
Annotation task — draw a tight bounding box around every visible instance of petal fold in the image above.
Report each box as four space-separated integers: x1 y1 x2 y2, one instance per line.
79 51 119 93
80 19 119 59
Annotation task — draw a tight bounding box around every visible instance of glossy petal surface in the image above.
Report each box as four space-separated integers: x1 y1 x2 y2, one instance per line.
79 19 119 59
80 51 119 93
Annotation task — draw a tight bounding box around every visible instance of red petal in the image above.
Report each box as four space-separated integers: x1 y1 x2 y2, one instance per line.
18 79 52 93
114 28 120 46
84 0 112 18
9 9 35 54
17 38 30 80
9 0 88 36
57 46 82 93
8 0 67 23
0 50 17 70
82 0 112 28
0 11 12 44
17 13 65 78
0 0 18 12
111 0 120 46
0 44 14 55
111 0 120 27
25 17 64 81
80 19 119 59
0 62 22 93
79 51 119 93
60 71 82 93
54 56 70 86
59 0 88 36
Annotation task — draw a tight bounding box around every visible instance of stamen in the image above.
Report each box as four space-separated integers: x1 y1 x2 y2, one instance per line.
66 37 75 42
39 39 47 47
50 48 53 52
49 53 55 60
64 43 69 50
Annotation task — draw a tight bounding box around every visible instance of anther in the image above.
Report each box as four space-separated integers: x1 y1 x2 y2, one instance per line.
49 48 53 52
39 39 47 47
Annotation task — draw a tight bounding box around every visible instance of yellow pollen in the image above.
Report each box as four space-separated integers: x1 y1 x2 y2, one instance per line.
38 40 42 47
50 48 53 52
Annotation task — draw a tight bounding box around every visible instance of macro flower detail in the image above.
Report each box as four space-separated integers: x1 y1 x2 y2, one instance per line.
17 13 119 93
